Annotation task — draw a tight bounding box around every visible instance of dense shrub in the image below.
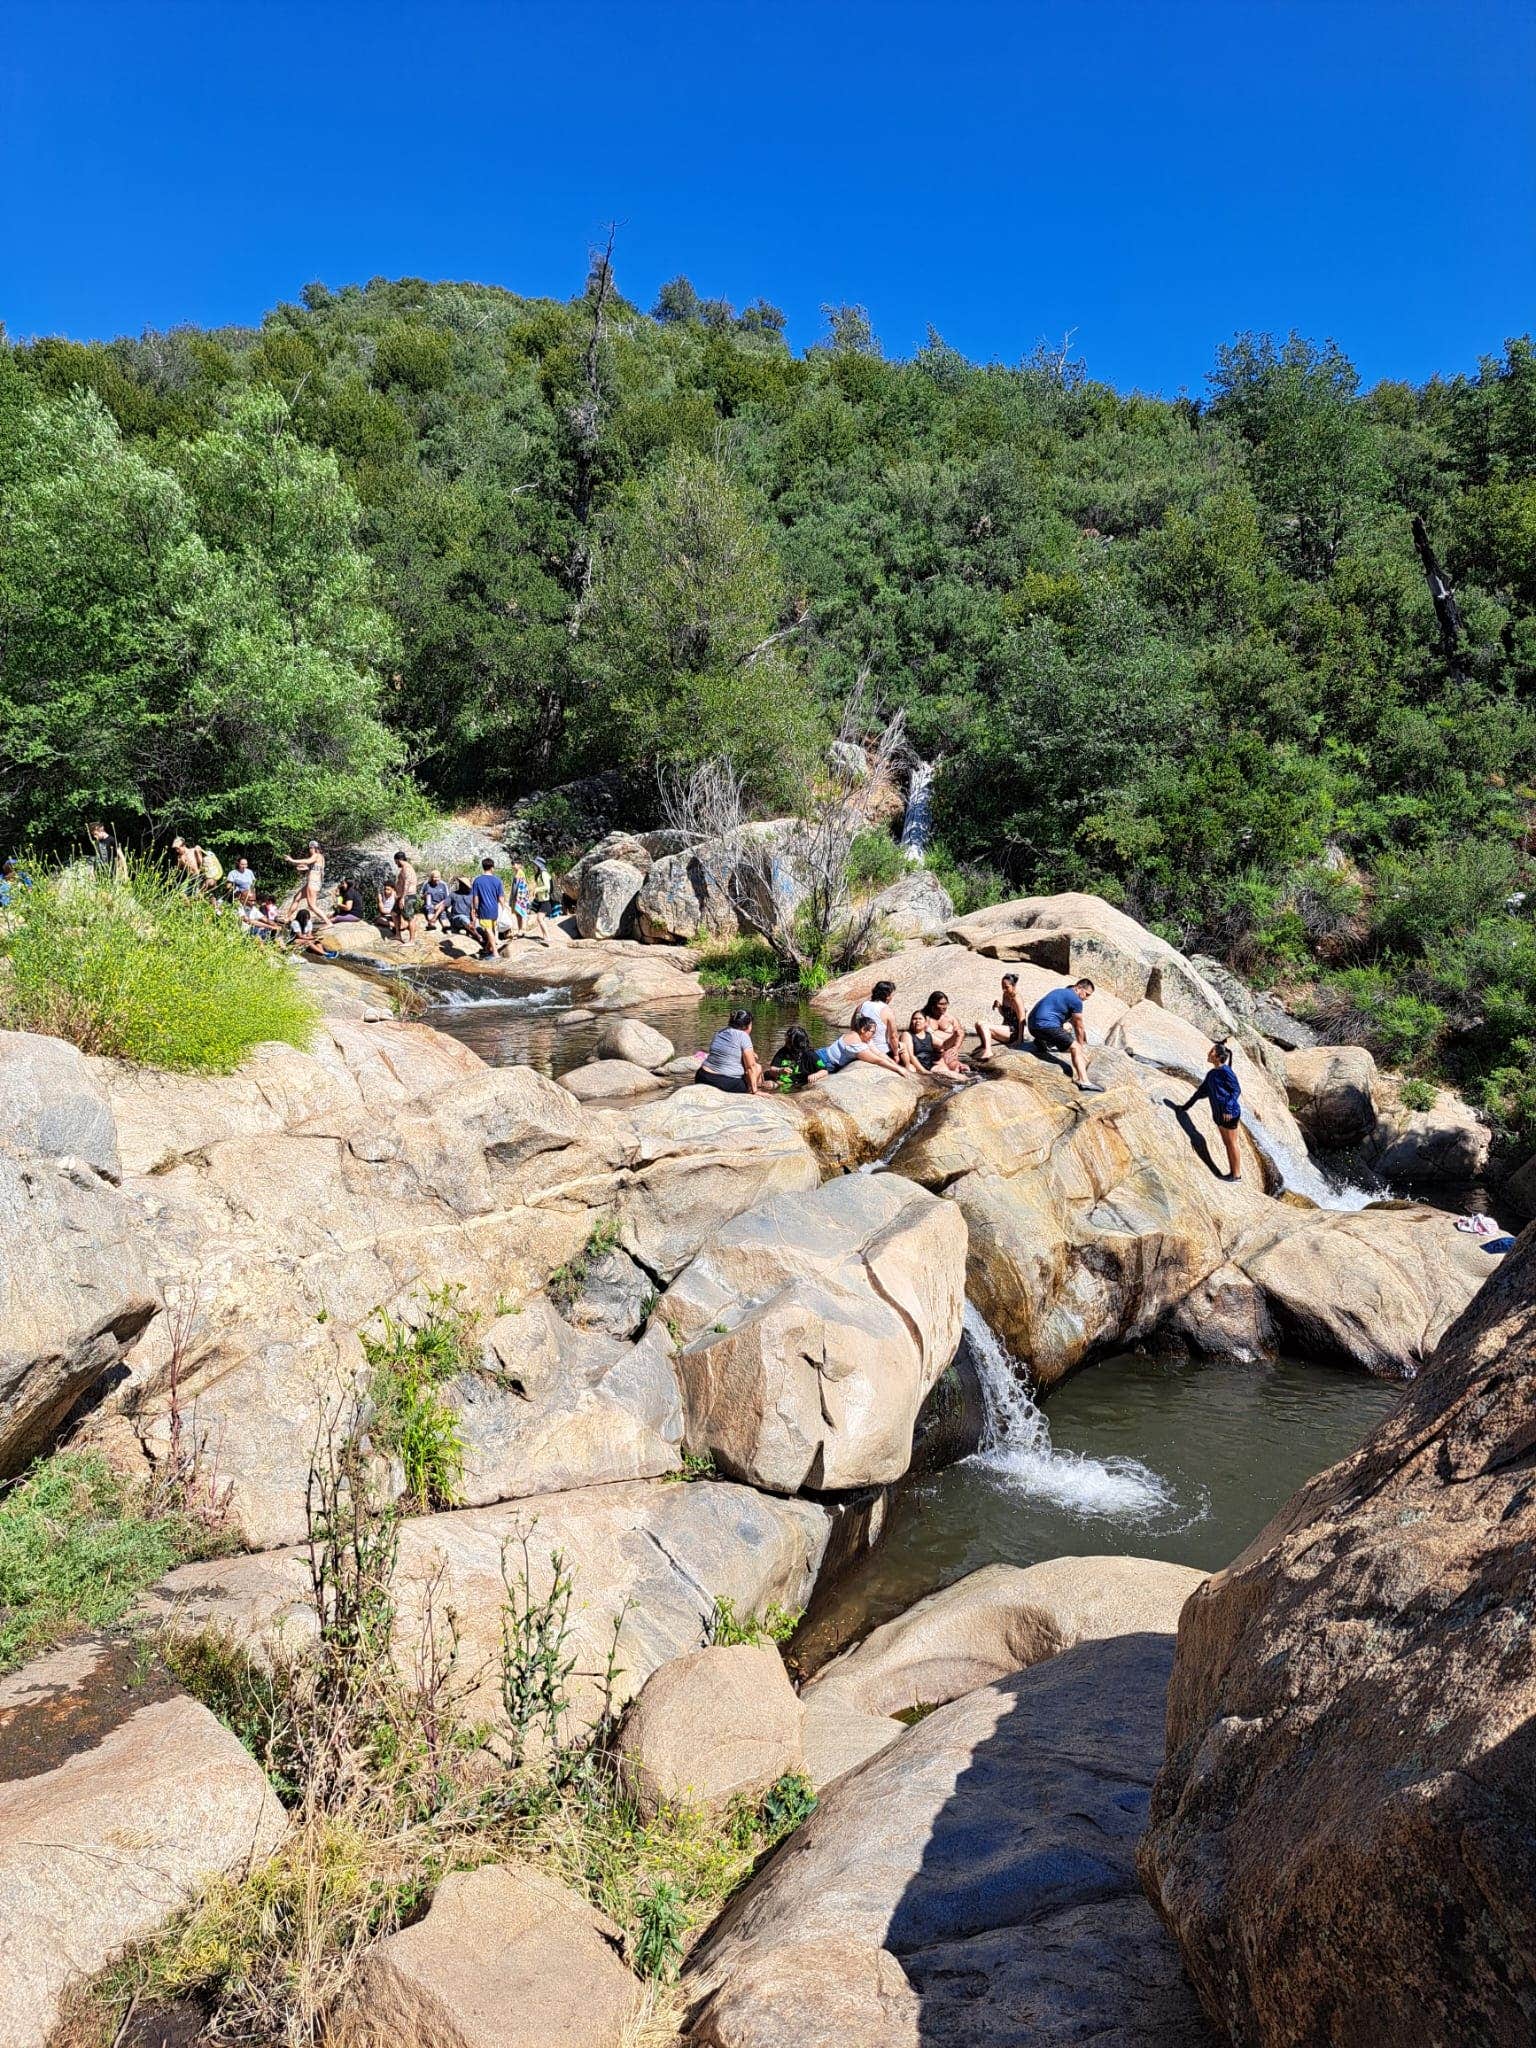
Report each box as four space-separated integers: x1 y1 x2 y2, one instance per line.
0 863 317 1071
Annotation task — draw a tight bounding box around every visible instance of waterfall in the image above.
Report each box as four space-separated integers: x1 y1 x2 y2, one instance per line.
900 760 935 863
1242 1113 1375 1213
960 1303 1172 1519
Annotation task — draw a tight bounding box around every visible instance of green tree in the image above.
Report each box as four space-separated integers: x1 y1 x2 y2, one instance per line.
582 447 822 799
0 387 409 853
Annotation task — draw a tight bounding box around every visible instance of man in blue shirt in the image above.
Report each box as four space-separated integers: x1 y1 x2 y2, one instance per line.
1027 977 1095 1087
470 858 506 957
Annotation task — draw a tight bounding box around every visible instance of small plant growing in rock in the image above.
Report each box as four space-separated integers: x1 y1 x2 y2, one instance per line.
360 1286 474 1511
1400 1076 1437 1112
499 1530 578 1772
708 1596 801 1647
757 1770 817 1841
548 1214 623 1312
632 1878 687 1981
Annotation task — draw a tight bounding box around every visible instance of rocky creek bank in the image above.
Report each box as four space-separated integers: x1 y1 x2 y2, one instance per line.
0 886 1521 2043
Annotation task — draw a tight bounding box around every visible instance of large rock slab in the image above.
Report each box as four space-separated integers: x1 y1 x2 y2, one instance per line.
1284 1043 1378 1148
773 1063 926 1172
685 1634 1211 2047
867 870 954 941
635 846 742 944
559 1057 669 1103
0 1638 286 2048
86 1019 813 1550
594 1016 676 1069
894 1051 1488 1386
803 1556 1204 1720
447 1306 683 1505
1357 1077 1492 1185
609 1090 821 1282
144 1477 830 1739
948 891 1241 1039
1141 1226 1536 2047
349 1861 639 2048
616 1642 803 1816
576 857 646 941
0 1033 157 1477
660 1174 967 1493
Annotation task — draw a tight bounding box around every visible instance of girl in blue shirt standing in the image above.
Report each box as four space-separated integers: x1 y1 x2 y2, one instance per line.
1178 1043 1243 1181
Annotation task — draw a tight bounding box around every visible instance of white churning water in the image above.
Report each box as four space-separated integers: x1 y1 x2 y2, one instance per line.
1242 1112 1376 1213
900 759 936 862
426 983 572 1012
960 1302 1177 1521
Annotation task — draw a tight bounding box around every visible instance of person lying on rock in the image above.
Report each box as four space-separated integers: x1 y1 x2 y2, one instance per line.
1025 976 1096 1087
766 1024 820 1090
696 1008 767 1094
816 1015 906 1077
974 971 1027 1056
1173 1042 1243 1180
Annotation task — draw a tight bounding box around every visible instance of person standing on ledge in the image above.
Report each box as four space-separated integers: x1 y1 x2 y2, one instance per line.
1175 1042 1244 1181
1026 977 1095 1088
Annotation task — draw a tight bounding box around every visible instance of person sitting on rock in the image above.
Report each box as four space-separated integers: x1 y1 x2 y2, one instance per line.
331 878 365 922
695 1008 766 1095
376 879 397 931
227 856 257 901
816 1015 906 1076
421 870 450 930
922 991 970 1077
903 1004 968 1084
974 971 1027 1056
854 980 912 1067
1174 1042 1244 1181
1025 977 1095 1087
446 876 476 934
766 1024 820 1090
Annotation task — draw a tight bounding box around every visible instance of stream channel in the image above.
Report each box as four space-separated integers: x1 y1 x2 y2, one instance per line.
420 972 1403 1661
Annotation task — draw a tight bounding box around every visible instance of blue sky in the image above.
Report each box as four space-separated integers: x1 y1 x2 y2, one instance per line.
3 0 1532 393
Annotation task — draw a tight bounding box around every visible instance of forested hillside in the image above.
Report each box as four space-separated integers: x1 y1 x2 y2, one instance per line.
3 267 1536 1127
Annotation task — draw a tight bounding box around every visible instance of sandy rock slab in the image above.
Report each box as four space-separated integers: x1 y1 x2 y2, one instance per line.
684 1634 1211 2047
660 1172 967 1493
143 1478 830 1740
346 1862 639 2048
0 1030 158 1478
1141 1224 1536 2047
615 1642 803 1817
0 1638 286 2048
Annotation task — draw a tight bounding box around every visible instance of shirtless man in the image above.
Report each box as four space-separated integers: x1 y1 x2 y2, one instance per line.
392 850 418 942
170 836 202 887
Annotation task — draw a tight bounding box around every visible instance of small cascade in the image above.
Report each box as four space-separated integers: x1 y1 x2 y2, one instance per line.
960 1303 1174 1520
427 983 571 1012
1243 1113 1376 1213
900 760 935 863
857 1085 951 1174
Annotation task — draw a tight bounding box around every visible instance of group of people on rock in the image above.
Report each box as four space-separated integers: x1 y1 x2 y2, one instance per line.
693 967 1247 1181
159 832 555 962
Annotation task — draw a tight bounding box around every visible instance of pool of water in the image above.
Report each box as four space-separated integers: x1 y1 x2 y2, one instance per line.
793 1335 1397 1668
417 971 818 1080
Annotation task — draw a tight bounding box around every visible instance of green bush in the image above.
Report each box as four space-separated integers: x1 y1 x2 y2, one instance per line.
0 863 317 1072
847 827 904 891
0 1451 222 1672
696 936 784 991
1482 1036 1536 1147
1399 1076 1437 1112
1311 968 1446 1069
